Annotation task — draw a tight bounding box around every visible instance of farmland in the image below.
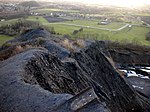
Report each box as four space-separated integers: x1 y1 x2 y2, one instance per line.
25 15 150 46
0 5 150 46
57 19 126 29
1 15 150 46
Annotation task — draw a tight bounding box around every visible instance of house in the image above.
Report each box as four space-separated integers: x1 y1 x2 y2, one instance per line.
1 19 5 21
98 18 110 25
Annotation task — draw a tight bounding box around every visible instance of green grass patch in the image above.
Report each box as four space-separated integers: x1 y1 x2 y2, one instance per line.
61 19 126 29
26 16 126 30
47 23 150 46
0 35 14 46
1 15 149 46
45 24 79 34
27 16 49 24
0 19 20 27
110 26 150 46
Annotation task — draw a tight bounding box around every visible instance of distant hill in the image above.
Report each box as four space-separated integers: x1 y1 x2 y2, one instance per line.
0 0 41 4
19 1 40 7
0 0 22 2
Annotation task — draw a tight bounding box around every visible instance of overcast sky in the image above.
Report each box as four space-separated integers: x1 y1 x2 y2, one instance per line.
60 0 150 7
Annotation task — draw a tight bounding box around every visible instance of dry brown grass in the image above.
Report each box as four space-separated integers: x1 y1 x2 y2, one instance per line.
62 39 74 52
0 44 34 61
61 38 86 52
73 39 86 48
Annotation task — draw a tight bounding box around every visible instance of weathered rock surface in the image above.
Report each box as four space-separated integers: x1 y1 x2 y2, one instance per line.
8 28 51 43
0 48 110 112
0 29 150 112
0 49 72 112
125 77 150 98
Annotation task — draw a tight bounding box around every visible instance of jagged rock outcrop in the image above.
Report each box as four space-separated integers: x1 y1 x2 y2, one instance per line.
0 29 70 60
0 49 72 112
6 28 51 43
0 29 150 112
0 48 111 112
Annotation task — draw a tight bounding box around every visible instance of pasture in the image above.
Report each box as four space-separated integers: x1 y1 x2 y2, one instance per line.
0 15 150 46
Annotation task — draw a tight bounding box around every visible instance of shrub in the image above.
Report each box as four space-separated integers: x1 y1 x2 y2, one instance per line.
146 32 150 41
63 34 71 38
74 39 85 48
62 39 74 51
132 37 142 45
79 28 83 32
0 20 41 36
41 26 56 34
72 30 79 35
2 42 13 48
36 37 45 45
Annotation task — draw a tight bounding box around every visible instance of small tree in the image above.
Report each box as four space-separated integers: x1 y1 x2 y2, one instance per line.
79 28 83 32
146 32 150 41
72 30 79 35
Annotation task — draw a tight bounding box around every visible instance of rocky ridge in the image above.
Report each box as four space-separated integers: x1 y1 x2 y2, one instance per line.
0 29 150 112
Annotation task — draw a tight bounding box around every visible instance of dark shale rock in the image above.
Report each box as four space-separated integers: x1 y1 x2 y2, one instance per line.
3 28 51 45
14 28 50 41
43 40 70 59
0 48 110 112
1 43 149 112
0 29 150 112
0 49 72 112
0 31 70 60
125 77 150 99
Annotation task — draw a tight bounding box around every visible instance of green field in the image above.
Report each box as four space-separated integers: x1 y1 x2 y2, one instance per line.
0 15 150 46
60 19 126 29
109 26 150 44
0 35 14 46
27 16 48 23
0 19 20 46
26 16 126 32
0 18 20 27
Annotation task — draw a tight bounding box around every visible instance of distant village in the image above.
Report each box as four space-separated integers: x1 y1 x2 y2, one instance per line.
0 2 29 20
0 1 148 25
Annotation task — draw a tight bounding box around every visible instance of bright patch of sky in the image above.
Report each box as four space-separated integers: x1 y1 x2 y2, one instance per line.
62 0 150 7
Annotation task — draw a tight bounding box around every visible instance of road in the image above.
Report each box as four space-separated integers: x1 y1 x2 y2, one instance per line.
49 23 130 31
